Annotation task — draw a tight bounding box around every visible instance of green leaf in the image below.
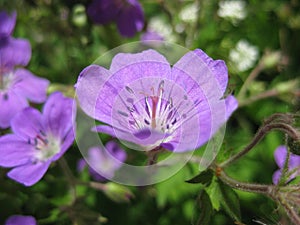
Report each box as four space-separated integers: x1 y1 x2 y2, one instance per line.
194 190 213 225
186 170 214 186
206 177 222 211
219 180 242 222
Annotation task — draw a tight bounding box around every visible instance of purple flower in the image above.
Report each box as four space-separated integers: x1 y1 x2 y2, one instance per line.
273 145 300 184
76 49 238 152
141 31 164 42
0 92 75 186
78 141 127 181
0 11 49 129
87 0 144 37
5 215 36 225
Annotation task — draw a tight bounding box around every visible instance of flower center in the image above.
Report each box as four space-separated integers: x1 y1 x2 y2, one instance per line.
0 71 14 91
30 131 61 161
118 80 182 134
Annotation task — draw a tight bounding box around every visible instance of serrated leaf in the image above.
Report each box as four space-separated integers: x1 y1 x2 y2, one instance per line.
186 170 214 186
194 190 213 225
206 177 222 210
219 180 242 222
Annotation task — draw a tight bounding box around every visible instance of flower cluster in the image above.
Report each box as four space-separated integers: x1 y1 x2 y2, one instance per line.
0 11 49 128
218 0 247 25
87 0 144 37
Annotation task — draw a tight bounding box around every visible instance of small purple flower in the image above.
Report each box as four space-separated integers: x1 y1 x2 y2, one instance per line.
0 10 49 128
78 141 127 181
87 0 144 37
76 49 238 152
0 92 75 186
141 31 164 42
5 215 36 225
273 145 300 184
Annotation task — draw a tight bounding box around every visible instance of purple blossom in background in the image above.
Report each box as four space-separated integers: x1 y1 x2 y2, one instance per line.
78 141 127 181
141 31 164 42
5 215 36 225
273 145 300 184
0 10 49 128
76 49 238 152
0 92 75 186
87 0 144 37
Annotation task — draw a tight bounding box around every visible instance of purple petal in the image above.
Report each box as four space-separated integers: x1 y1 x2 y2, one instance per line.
0 11 16 37
0 90 28 129
193 49 228 94
225 95 238 119
7 161 51 186
75 65 111 122
105 140 127 162
5 215 36 225
289 154 300 170
13 68 49 103
116 1 144 37
0 37 31 69
87 0 120 24
77 158 87 172
272 169 281 185
11 107 44 139
274 145 287 168
42 92 75 138
141 31 164 42
0 134 35 167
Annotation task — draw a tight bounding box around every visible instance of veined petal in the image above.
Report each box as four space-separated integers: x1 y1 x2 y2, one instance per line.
11 107 44 139
43 92 75 138
5 215 37 225
193 49 229 94
225 95 238 119
14 69 49 103
75 65 111 122
0 134 35 167
0 11 16 37
7 160 51 186
0 90 28 129
51 129 74 161
0 37 31 69
116 1 144 37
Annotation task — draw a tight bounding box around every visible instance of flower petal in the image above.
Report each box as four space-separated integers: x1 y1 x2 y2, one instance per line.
5 215 36 225
11 107 44 139
272 169 281 185
14 68 49 103
274 145 287 168
225 95 239 119
7 160 51 186
0 90 28 129
0 11 16 37
0 37 31 69
116 1 144 37
42 92 75 138
75 65 111 122
0 134 35 167
51 128 74 162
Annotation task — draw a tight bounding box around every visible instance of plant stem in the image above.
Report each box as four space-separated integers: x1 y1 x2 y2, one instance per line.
220 122 299 168
218 170 274 195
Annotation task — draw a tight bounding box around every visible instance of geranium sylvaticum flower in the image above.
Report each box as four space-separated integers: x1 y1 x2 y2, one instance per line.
5 215 36 225
87 0 144 37
0 10 49 128
0 92 75 186
273 145 300 184
76 49 238 152
78 141 127 181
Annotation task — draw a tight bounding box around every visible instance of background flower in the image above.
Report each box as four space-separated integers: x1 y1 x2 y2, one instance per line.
0 10 49 128
218 0 247 25
87 0 144 37
78 141 127 181
273 145 300 184
0 92 75 186
5 215 36 225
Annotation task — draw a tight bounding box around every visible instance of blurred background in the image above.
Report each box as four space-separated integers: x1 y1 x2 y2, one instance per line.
0 0 299 224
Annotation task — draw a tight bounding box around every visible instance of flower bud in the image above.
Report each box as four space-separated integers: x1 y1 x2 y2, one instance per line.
103 183 134 203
